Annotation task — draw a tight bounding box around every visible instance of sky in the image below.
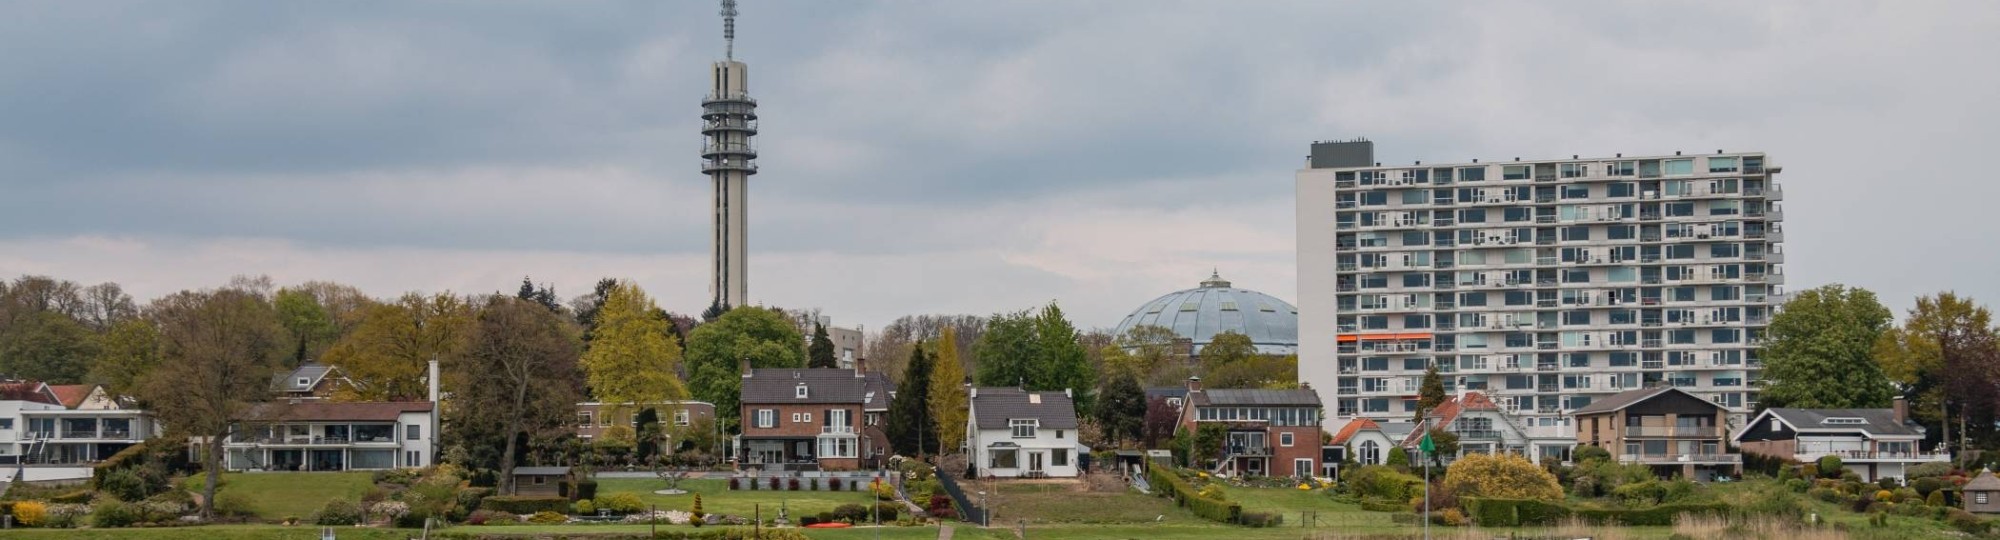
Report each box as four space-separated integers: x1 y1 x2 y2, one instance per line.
2 1 1998 334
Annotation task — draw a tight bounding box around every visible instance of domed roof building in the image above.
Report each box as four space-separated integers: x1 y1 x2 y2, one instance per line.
1113 272 1299 355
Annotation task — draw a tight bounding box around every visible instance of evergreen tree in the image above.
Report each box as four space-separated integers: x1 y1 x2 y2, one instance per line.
888 345 938 456
634 407 662 462
928 328 970 454
701 300 727 323
1761 284 1896 409
808 322 838 368
515 277 562 313
1416 362 1446 422
1094 372 1146 445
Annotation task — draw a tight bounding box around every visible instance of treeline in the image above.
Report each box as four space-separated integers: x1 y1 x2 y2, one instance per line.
1757 285 2000 452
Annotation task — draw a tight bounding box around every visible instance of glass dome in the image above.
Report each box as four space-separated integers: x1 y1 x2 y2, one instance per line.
1112 271 1299 355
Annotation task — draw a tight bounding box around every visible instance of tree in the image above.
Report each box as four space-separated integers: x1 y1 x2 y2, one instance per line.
866 314 986 384
0 310 98 383
320 293 472 401
808 322 838 369
683 307 806 425
1095 372 1145 446
1423 428 1460 467
888 345 937 456
634 407 663 463
689 493 705 527
450 296 583 496
1191 423 1226 468
1760 284 1897 409
1107 325 1183 385
1141 396 1179 448
87 318 160 399
973 303 1095 413
1416 363 1447 422
571 278 620 340
77 282 138 332
516 277 562 314
1441 453 1562 501
1205 354 1298 389
141 287 286 518
274 287 339 366
928 327 969 454
1197 331 1257 374
579 281 688 416
1875 292 2000 447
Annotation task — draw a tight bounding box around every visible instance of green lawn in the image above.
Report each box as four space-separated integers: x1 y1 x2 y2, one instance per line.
181 472 379 521
591 478 883 521
982 481 1191 525
0 525 420 539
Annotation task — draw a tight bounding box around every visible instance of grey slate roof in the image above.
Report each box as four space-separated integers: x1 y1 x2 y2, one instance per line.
1765 408 1923 437
1968 471 2000 492
1191 388 1321 407
1146 387 1188 401
1377 421 1417 442
861 372 895 411
513 466 570 476
741 368 872 405
1571 387 1684 416
971 387 1079 430
270 362 333 392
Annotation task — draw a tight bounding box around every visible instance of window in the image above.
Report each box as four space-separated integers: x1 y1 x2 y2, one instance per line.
1011 419 1039 438
577 411 593 427
1664 159 1694 175
405 424 421 441
296 377 310 387
756 409 776 428
675 410 692 426
1980 493 1990 505
1053 449 1070 467
1280 432 1295 447
795 384 809 398
533 475 546 485
405 451 421 468
1057 430 1065 439
1708 157 1739 173
991 448 1019 469
826 409 851 432
1503 165 1531 180
818 437 857 458
1359 441 1381 464
1608 182 1635 197
0 418 11 429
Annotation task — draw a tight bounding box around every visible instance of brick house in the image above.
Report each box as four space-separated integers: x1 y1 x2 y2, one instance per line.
1573 386 1740 481
1177 377 1325 478
575 401 718 449
736 366 890 471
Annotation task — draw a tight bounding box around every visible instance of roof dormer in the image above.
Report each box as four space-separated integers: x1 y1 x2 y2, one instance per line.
795 384 809 399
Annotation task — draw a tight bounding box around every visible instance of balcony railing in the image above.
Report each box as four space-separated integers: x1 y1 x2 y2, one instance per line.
1618 453 1741 464
1625 426 1721 438
1793 450 1948 463
1457 430 1503 440
1225 445 1273 457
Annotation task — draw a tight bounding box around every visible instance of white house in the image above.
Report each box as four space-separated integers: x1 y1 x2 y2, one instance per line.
223 401 435 471
1734 398 1944 482
966 387 1083 479
3 381 158 484
1330 418 1398 467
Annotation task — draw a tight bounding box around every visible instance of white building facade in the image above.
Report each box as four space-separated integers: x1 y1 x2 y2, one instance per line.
222 402 434 471
967 388 1083 479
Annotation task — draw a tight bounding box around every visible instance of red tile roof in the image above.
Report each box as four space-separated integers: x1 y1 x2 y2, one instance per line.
1403 392 1499 445
0 381 57 404
243 401 433 422
1330 418 1380 445
47 384 93 409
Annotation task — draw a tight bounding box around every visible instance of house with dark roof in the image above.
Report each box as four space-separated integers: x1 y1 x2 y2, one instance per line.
1177 377 1325 478
1401 391 1575 465
222 401 435 472
1733 397 1942 481
270 362 353 401
736 367 889 472
966 387 1083 479
1573 386 1739 481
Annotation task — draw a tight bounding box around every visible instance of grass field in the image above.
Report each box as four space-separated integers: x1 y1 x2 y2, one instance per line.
181 472 379 520
592 478 884 521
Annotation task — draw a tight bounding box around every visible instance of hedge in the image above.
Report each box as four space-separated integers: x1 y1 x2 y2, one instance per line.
438 530 812 540
479 496 570 515
1146 462 1243 524
1462 497 1723 527
1359 498 1413 513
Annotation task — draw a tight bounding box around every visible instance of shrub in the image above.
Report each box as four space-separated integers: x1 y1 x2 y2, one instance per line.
832 503 869 523
1947 508 1988 534
1439 507 1469 526
768 477 780 490
1443 453 1562 501
467 509 518 525
92 499 143 528
479 496 569 515
1915 477 1944 496
1386 448 1410 470
1349 465 1425 501
870 479 896 500
1874 489 1894 502
311 498 364 526
829 478 843 491
573 480 598 501
98 467 150 502
1909 462 1953 480
371 500 410 520
1877 476 1900 490
788 478 801 491
1928 490 1947 506
873 502 901 521
729 477 741 490
1573 446 1612 464
595 492 646 514
527 510 567 524
800 515 821 526
50 490 93 504
1360 498 1412 512
1196 483 1227 501
3 501 36 528
1239 511 1283 527
213 490 256 517
809 478 820 491
1612 480 1668 506
575 499 596 515
44 503 87 528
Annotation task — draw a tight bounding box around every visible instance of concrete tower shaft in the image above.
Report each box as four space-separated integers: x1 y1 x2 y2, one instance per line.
703 3 756 310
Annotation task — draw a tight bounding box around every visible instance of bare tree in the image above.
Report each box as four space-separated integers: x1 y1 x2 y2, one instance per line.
141 286 285 518
79 282 138 331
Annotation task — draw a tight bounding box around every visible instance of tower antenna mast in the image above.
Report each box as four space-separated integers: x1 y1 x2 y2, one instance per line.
721 0 738 60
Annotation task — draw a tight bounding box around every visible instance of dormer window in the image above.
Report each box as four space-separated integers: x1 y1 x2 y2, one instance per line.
795 384 809 398
1822 417 1865 425
1011 419 1038 438
296 378 310 387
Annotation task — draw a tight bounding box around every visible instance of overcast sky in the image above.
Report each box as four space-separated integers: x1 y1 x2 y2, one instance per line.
2 1 1997 333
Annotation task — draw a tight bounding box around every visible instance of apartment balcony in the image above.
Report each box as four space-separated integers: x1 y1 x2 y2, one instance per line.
1770 185 1784 201
1619 453 1741 465
1458 430 1504 440
1224 445 1273 457
1793 450 1948 464
1625 426 1721 438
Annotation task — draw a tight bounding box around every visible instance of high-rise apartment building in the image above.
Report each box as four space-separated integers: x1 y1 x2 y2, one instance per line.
1297 141 1786 436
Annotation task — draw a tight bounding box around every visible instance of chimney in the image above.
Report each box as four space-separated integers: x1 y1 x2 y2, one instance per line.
1186 376 1203 393
1064 388 1072 398
1299 381 1311 391
1893 396 1909 424
740 358 752 378
970 387 978 399
855 357 866 374
428 359 440 403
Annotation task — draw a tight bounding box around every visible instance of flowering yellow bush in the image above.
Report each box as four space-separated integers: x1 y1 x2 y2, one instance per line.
1876 489 1894 502
1441 453 1563 501
12 500 48 527
1297 483 1311 490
